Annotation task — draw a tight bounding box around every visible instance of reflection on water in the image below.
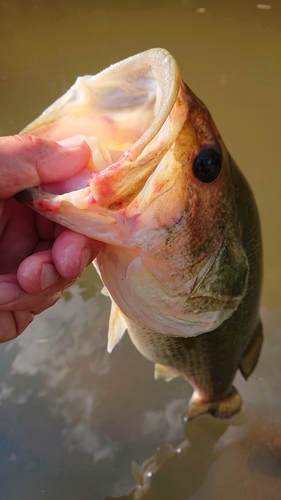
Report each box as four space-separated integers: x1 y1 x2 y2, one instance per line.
0 0 281 499
107 406 281 500
1 289 281 499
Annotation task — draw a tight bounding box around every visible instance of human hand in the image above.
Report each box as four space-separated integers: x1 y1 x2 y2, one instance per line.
0 134 101 342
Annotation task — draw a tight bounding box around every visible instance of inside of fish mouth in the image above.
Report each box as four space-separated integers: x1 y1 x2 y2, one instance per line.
37 69 162 196
39 141 124 195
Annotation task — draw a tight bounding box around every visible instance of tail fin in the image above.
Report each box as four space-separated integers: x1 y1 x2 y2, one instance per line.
187 386 242 420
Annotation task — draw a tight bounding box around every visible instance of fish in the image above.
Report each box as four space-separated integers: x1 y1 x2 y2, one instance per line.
18 48 263 420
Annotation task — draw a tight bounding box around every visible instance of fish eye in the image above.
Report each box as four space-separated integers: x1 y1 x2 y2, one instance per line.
192 149 222 183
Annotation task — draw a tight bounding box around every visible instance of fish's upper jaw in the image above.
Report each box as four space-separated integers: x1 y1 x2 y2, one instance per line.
87 89 188 211
82 54 189 211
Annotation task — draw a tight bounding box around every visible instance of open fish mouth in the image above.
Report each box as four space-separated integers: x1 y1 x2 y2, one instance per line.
20 48 187 218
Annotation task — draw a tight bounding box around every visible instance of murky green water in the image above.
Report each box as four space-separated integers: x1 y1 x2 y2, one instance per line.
0 1 281 499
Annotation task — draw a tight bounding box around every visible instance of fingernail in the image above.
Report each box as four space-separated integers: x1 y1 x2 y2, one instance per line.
40 263 59 290
0 283 20 304
80 248 94 275
57 136 86 148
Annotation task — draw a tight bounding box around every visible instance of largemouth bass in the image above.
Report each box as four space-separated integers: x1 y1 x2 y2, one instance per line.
19 49 263 419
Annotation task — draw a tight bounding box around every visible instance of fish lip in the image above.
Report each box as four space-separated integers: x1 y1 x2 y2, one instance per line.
14 188 63 213
14 189 38 204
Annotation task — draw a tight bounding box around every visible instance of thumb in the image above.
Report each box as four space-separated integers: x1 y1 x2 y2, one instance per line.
0 134 91 198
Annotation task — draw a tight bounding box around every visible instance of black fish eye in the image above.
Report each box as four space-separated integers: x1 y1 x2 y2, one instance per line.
192 149 222 183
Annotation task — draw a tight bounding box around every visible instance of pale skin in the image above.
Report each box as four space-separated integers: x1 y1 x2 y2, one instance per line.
0 134 102 342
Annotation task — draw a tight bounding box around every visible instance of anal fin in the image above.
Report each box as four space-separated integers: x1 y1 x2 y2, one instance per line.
239 320 263 379
187 386 242 420
154 364 179 382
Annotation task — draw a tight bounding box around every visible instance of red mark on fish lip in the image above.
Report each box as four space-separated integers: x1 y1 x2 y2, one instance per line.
87 174 94 185
86 194 96 205
33 198 61 212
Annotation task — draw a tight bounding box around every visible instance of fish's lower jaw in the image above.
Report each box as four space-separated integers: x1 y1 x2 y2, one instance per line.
187 386 242 420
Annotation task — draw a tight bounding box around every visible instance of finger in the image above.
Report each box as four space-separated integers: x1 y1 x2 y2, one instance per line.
0 134 91 198
0 310 17 342
0 277 64 312
17 249 81 294
0 199 38 273
17 250 60 294
34 212 56 240
52 229 102 280
0 310 34 342
14 310 35 337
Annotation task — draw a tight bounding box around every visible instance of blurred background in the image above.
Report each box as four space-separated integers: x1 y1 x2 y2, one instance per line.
0 1 280 499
